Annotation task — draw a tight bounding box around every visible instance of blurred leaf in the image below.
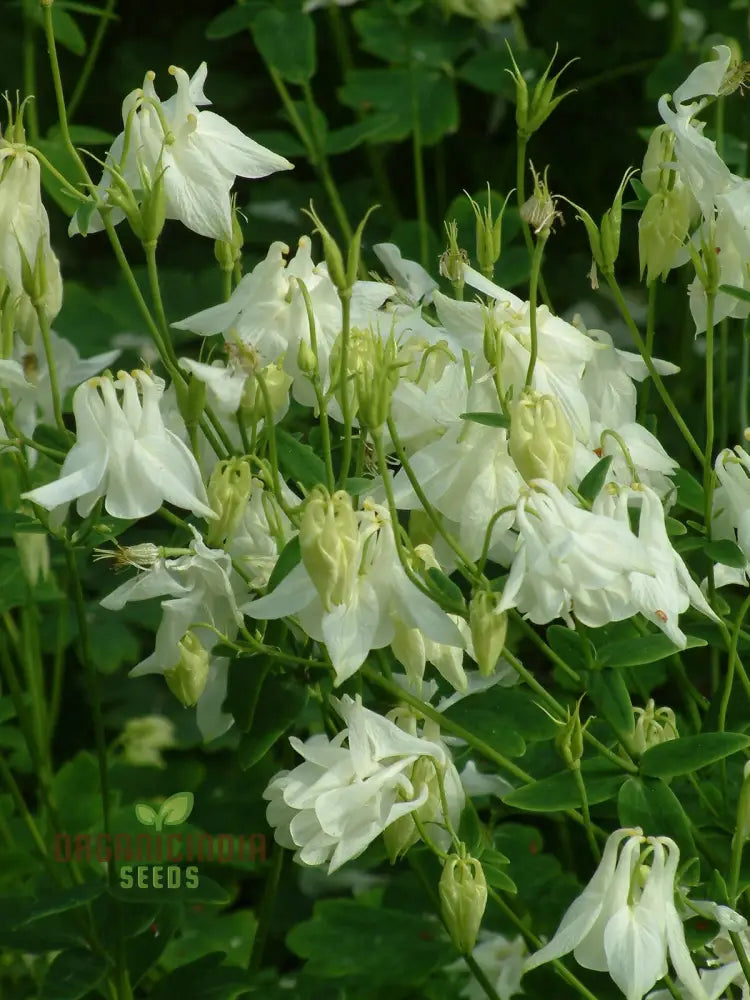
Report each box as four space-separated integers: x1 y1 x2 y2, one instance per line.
252 2 316 84
40 949 109 1000
237 674 308 769
640 732 750 779
598 633 706 667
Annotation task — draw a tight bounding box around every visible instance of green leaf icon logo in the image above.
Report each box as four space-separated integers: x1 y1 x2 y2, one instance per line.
156 791 194 831
134 802 158 827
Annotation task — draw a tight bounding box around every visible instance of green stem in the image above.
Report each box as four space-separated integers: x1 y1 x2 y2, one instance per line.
515 141 552 309
741 318 749 436
703 289 717 598
524 233 548 388
719 593 750 737
338 293 353 485
730 931 750 987
572 764 601 861
249 845 285 971
410 63 429 269
638 282 658 422
296 278 335 492
22 1 39 141
606 273 704 464
67 0 117 122
36 308 68 437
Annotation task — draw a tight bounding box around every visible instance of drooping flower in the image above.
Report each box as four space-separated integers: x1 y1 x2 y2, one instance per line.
264 694 463 873
71 63 293 241
22 370 214 521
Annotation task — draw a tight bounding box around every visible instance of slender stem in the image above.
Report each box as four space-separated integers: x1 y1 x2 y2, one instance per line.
730 931 750 986
410 63 429 269
638 282 658 422
487 887 601 1000
338 293 353 485
571 765 601 861
22 1 40 141
606 273 704 463
67 0 118 121
515 141 552 309
511 612 581 683
703 289 717 599
462 954 503 1000
741 318 749 436
729 776 750 905
36 309 68 436
524 233 548 388
296 278 335 492
719 593 750 737
249 845 285 971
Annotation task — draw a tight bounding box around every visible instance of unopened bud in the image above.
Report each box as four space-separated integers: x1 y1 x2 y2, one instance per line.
641 125 676 195
165 631 210 707
352 327 400 430
297 338 317 377
383 755 439 861
299 486 359 610
638 187 691 284
509 389 574 489
121 715 176 768
469 591 507 676
175 371 206 431
14 527 50 586
214 199 244 272
138 158 166 247
439 855 488 954
206 457 253 547
304 203 348 293
469 187 511 279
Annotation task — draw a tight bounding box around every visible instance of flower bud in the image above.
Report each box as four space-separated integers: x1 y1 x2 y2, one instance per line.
296 338 317 377
383 755 440 861
506 44 576 141
241 360 292 426
165 631 210 707
121 715 176 768
214 198 244 273
599 168 637 274
469 591 507 676
353 327 400 431
641 125 675 195
304 202 348 294
509 389 574 489
638 187 692 284
13 526 50 586
299 487 359 610
630 699 678 756
206 457 253 547
174 370 207 432
137 158 167 248
439 855 488 954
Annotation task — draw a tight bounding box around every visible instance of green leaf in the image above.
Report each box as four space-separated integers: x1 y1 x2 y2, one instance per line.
442 687 558 747
252 2 316 84
287 900 446 986
32 5 86 55
206 3 266 39
325 116 399 155
587 669 634 736
109 876 230 905
40 949 109 1000
426 567 465 609
13 881 105 927
546 624 592 672
478 848 516 893
225 656 271 732
160 909 257 972
343 476 375 496
158 792 194 827
704 539 747 569
338 67 458 146
459 411 510 428
640 732 750 779
237 675 308 769
618 776 696 861
671 469 705 514
598 633 706 667
578 456 613 503
266 535 301 593
457 799 483 855
352 5 473 67
457 47 546 96
148 952 255 1000
503 764 626 812
276 429 326 489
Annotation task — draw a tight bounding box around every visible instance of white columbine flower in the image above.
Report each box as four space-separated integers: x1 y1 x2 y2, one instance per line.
71 63 293 241
0 138 63 339
22 369 214 522
523 828 707 1000
101 529 244 740
264 693 462 873
242 499 463 685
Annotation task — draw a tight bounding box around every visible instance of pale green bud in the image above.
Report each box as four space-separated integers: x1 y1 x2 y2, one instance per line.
241 360 292 426
303 202 348 294
214 199 244 272
468 187 512 278
206 457 253 547
509 389 574 489
299 487 359 610
383 755 440 861
638 187 691 284
469 591 508 677
165 631 210 707
641 125 675 196
599 168 637 274
439 855 488 954
506 44 576 141
353 328 400 431
630 699 678 756
137 157 167 248
297 337 317 377
13 527 50 586
121 715 176 768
